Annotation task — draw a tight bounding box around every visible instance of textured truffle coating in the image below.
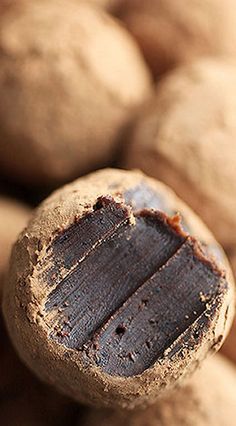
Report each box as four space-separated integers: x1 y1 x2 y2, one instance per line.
0 0 151 185
124 59 236 247
0 196 30 296
3 169 234 409
221 249 236 364
0 316 76 426
80 355 236 426
113 0 236 76
222 317 236 365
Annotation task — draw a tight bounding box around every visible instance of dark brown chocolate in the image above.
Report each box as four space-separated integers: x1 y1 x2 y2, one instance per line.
43 196 227 377
45 198 185 347
86 241 225 376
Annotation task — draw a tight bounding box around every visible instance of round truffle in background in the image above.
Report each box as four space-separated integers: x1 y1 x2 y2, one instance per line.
3 169 234 409
124 59 236 248
89 0 118 11
79 355 236 426
0 0 151 186
113 0 236 77
0 196 30 297
0 1 12 12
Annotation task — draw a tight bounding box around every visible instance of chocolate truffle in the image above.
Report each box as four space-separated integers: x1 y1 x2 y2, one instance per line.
124 59 236 247
3 169 234 409
0 196 30 297
0 0 151 186
113 0 236 77
80 354 236 426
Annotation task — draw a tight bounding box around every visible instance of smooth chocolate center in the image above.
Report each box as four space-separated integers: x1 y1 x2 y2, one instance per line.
43 196 227 377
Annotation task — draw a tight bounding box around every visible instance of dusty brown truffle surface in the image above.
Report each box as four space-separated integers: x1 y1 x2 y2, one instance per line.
113 0 236 77
0 315 77 426
0 0 151 186
80 354 236 426
221 249 236 364
0 196 30 296
3 169 234 409
88 0 118 10
222 316 236 365
124 59 236 248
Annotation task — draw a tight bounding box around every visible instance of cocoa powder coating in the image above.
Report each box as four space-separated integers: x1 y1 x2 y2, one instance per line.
3 169 235 409
113 0 236 77
0 0 151 186
80 354 236 426
124 59 236 247
0 196 30 297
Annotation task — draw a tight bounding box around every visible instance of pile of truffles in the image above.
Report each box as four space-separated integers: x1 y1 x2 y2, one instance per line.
1 1 236 425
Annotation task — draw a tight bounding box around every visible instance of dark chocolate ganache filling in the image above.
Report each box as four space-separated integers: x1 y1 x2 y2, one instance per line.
43 193 227 377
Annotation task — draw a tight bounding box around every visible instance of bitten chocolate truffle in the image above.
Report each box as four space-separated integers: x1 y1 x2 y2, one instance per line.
113 0 236 77
3 169 234 409
80 354 236 426
124 59 236 248
0 196 30 297
0 0 151 186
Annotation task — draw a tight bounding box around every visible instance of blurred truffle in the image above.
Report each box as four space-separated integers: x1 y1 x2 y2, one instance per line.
0 0 151 186
113 0 236 77
124 59 236 247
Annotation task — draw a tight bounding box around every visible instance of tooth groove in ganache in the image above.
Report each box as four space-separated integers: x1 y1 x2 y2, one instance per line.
43 196 228 377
